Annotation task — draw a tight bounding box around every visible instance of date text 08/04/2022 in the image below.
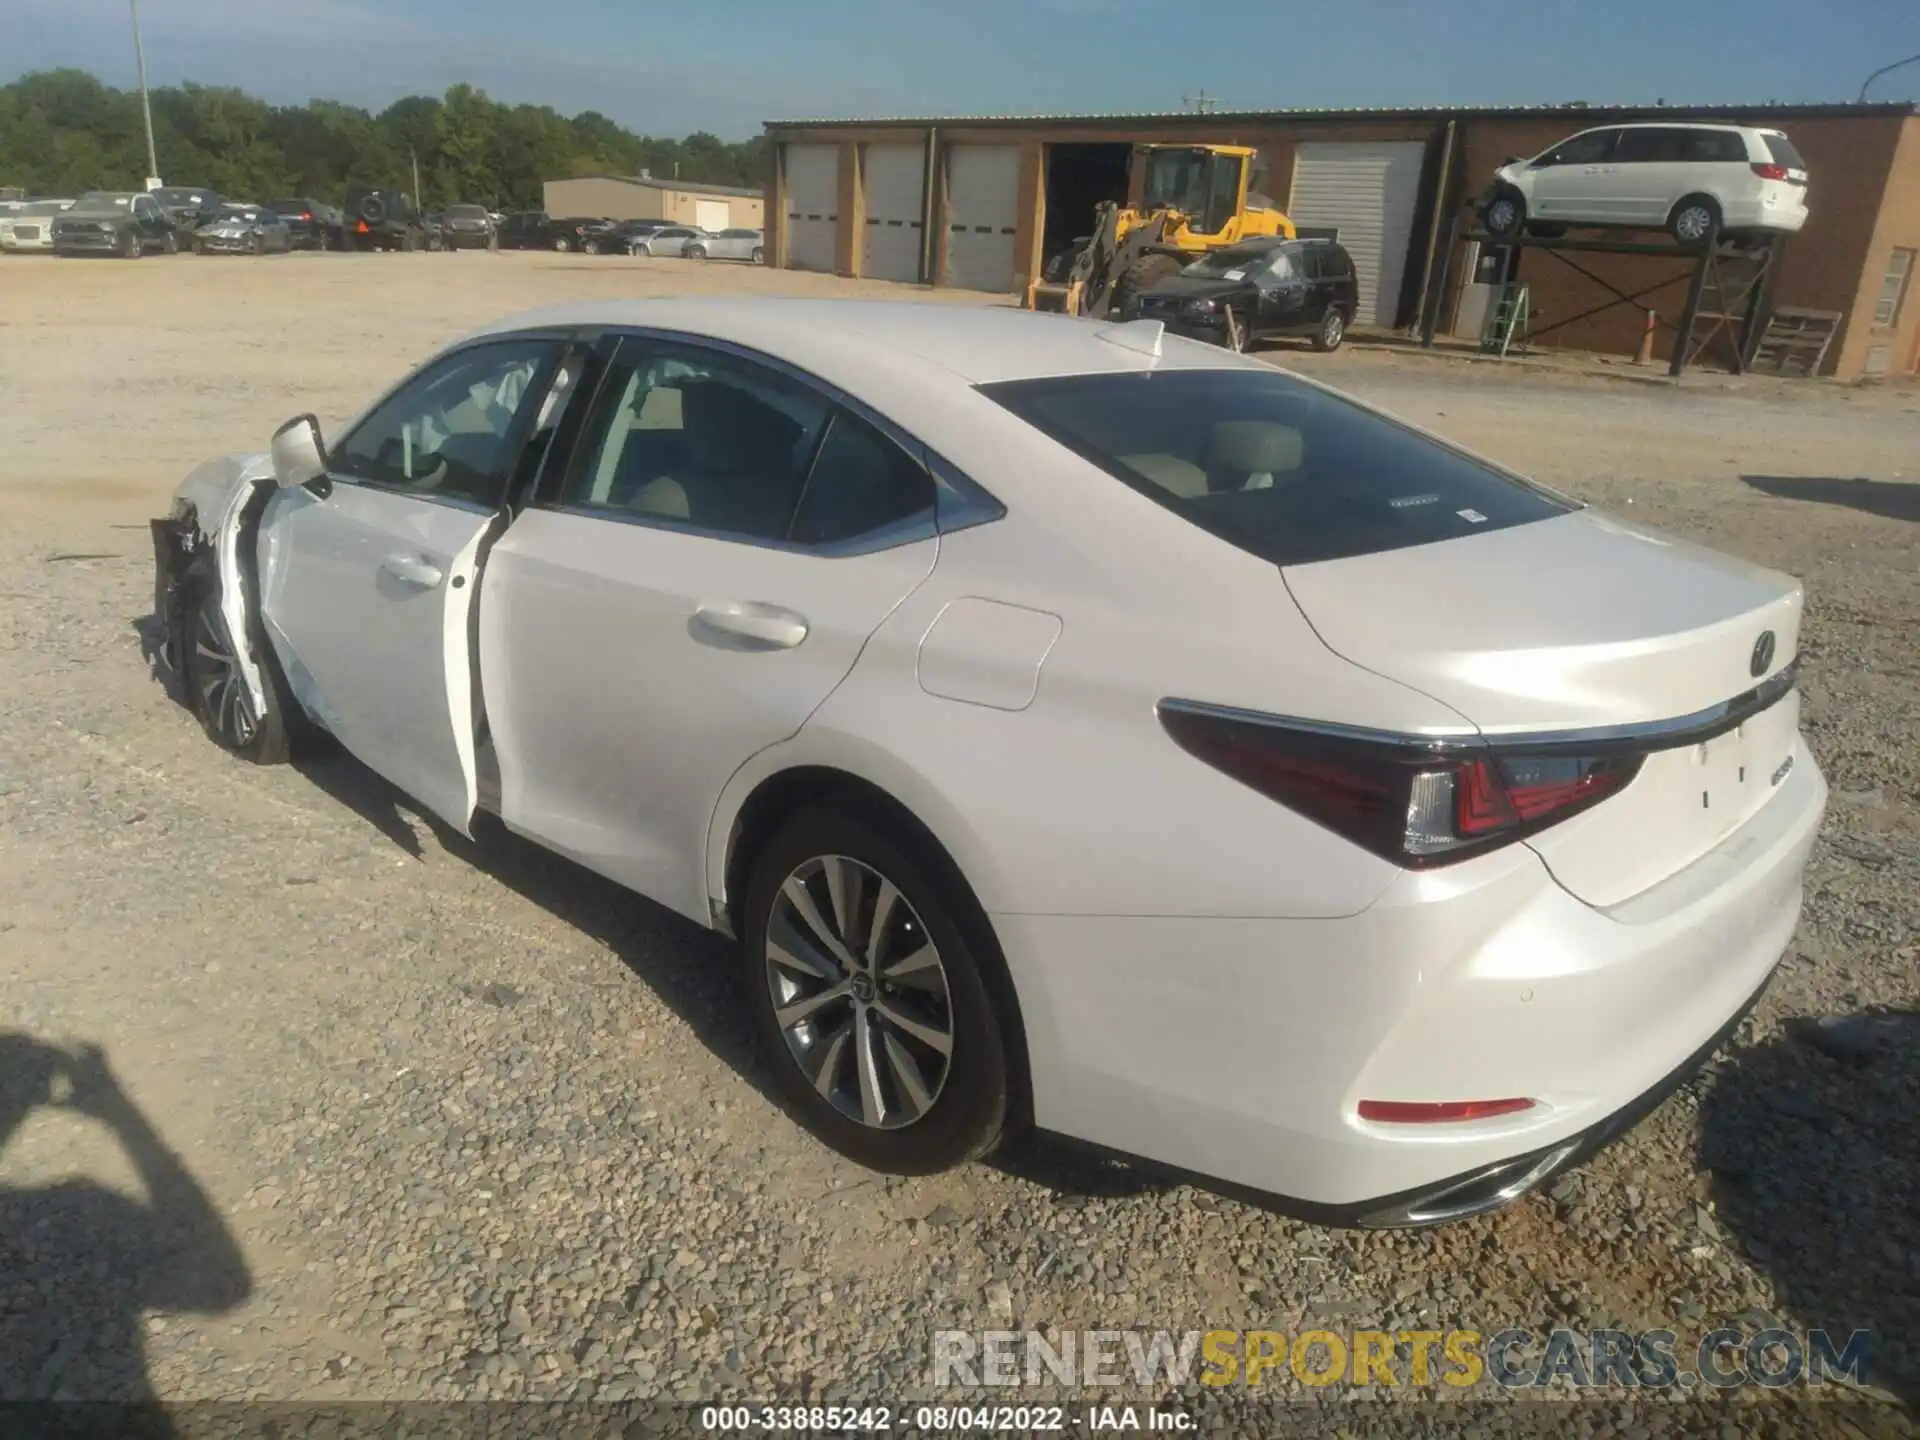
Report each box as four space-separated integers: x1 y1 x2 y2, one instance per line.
699 1405 1191 1432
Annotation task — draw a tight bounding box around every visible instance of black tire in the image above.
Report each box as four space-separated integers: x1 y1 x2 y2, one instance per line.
1483 187 1526 238
1111 252 1183 318
750 246 764 264
1669 194 1721 248
163 231 179 256
742 806 1013 1174
552 236 571 253
1223 305 1250 353
1527 221 1568 239
182 586 291 764
360 195 386 224
686 244 707 260
251 233 264 257
582 238 600 255
1312 307 1346 352
120 228 140 259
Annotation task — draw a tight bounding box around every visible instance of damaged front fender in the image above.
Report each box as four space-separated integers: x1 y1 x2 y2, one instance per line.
153 453 276 717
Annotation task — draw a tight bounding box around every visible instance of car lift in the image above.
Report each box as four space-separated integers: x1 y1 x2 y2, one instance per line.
1418 207 1784 378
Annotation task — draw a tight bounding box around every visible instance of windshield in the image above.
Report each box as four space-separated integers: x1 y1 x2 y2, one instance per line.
17 200 68 216
153 188 211 208
1142 150 1210 215
1182 246 1277 279
270 199 311 213
980 369 1573 567
69 193 134 216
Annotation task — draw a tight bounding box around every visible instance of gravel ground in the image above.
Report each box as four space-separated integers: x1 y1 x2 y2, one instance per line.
0 252 1915 1429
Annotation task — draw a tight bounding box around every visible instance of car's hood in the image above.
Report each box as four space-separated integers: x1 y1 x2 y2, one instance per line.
1144 274 1255 302
1282 508 1803 734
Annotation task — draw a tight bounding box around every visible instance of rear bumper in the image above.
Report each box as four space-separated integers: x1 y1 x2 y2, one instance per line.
1722 193 1809 234
993 741 1825 1222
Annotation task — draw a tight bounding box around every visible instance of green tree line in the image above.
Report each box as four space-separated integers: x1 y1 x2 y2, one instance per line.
0 69 770 208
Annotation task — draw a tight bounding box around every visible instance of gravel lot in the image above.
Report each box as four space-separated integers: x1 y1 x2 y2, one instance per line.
1 251 1915 1426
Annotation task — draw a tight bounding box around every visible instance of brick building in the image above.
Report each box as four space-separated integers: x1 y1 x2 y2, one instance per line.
760 103 1920 379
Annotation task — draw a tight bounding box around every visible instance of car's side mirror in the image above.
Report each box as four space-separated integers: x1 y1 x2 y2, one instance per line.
270 414 328 490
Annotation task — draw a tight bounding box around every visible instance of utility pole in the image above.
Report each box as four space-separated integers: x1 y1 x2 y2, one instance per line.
411 148 422 207
1857 52 1920 102
129 0 160 186
1183 90 1220 114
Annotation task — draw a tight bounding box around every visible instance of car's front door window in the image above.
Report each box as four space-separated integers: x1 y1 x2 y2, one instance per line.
330 339 560 507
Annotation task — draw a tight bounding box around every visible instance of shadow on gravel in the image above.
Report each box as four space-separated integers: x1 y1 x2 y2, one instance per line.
1697 1010 1920 1405
1741 474 1920 523
0 1034 250 1419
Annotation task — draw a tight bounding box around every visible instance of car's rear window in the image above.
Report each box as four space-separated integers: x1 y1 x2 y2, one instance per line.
979 368 1573 567
446 205 488 218
1762 133 1806 169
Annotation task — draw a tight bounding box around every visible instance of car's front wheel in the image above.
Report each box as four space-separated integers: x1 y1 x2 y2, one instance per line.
1483 188 1526 238
553 236 572 253
742 807 1013 1174
183 588 291 764
1223 305 1249 353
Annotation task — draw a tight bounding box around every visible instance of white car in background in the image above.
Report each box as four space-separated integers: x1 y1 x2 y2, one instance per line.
0 198 75 253
629 224 709 257
1483 122 1810 245
684 228 765 263
151 301 1824 1227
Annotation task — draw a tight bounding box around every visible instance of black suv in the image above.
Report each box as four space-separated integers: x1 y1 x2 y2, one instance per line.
1129 237 1359 353
497 212 552 250
341 187 430 251
151 185 221 247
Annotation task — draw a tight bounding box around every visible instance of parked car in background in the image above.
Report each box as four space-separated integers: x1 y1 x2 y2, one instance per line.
0 198 74 253
548 217 616 253
1130 236 1357 353
151 186 222 247
683 227 764 263
605 219 667 252
440 204 496 250
270 198 342 250
1482 123 1810 246
629 224 708 257
52 191 177 257
496 212 551 250
195 203 294 255
152 300 1824 1225
342 186 431 251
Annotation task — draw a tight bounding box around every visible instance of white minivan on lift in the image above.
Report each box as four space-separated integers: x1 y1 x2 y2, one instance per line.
1481 123 1810 246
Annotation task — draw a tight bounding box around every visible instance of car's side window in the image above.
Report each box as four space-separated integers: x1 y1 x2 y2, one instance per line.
1616 128 1688 164
1540 130 1617 166
788 410 936 546
558 337 830 541
329 338 562 506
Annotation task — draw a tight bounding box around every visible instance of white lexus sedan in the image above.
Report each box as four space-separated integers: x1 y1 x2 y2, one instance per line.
152 301 1825 1226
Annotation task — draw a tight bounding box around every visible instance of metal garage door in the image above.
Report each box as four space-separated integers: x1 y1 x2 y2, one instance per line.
861 143 926 284
944 145 1021 292
1288 142 1427 328
783 144 838 273
694 199 730 231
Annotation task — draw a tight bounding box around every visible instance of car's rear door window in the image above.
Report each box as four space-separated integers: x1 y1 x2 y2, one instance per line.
980 369 1573 566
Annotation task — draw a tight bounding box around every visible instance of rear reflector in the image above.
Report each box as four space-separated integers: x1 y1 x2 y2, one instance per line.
1359 1098 1536 1124
1751 162 1789 181
357 220 369 232
1157 702 1643 868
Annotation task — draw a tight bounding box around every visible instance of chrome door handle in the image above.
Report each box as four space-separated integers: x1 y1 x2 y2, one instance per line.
692 601 809 651
380 553 444 589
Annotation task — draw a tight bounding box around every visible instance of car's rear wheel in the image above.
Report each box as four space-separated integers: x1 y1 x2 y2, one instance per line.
742 807 1012 1174
183 588 291 764
1669 195 1722 248
751 246 764 263
1483 188 1526 238
1313 307 1346 352
686 244 707 260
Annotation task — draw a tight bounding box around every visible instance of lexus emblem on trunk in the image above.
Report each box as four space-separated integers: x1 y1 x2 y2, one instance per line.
1751 631 1776 677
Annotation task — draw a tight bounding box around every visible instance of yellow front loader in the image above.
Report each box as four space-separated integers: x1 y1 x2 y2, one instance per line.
1027 144 1295 318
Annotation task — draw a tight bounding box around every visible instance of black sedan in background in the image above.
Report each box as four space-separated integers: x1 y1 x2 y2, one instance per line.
1129 237 1359 353
52 191 178 256
549 216 616 253
496 211 551 249
270 198 342 250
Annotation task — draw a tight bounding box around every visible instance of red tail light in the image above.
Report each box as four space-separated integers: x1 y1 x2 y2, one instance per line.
1359 1098 1536 1124
1751 162 1789 181
300 211 313 221
1157 703 1643 868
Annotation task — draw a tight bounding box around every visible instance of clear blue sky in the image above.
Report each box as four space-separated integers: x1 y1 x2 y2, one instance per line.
12 0 1918 140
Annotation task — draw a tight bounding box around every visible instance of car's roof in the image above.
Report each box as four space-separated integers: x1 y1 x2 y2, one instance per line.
461 299 1263 385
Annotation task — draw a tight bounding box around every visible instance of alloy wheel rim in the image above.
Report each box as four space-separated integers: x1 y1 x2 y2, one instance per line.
1489 199 1516 232
194 605 257 745
1325 312 1343 345
1227 311 1246 351
1677 208 1710 242
765 854 954 1130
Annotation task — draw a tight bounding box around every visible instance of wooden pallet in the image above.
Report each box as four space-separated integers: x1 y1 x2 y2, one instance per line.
1747 306 1841 377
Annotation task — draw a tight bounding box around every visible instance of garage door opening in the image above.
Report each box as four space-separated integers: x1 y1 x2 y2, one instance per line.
1041 143 1131 275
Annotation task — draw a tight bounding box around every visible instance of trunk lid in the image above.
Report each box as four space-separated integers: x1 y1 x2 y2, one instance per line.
1283 509 1805 905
